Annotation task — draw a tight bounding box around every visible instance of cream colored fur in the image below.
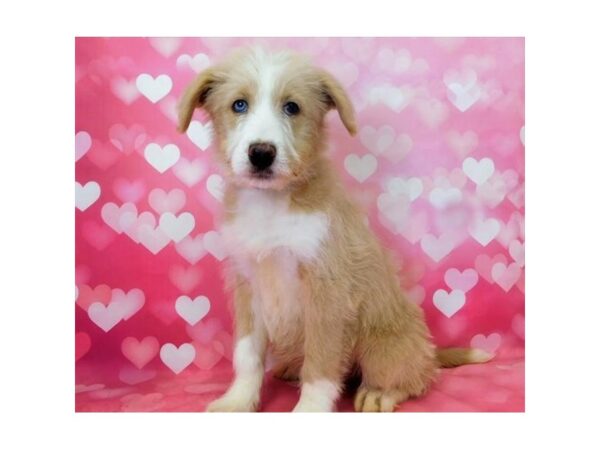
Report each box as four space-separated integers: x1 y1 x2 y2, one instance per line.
178 47 492 413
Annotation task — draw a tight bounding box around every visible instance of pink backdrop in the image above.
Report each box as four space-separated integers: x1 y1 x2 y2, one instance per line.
75 37 525 412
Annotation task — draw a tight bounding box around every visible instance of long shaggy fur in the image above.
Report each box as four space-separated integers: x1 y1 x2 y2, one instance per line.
178 47 492 413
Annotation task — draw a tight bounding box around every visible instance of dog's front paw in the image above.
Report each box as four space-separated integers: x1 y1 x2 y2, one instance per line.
292 401 333 412
292 380 339 412
206 392 259 412
292 396 335 412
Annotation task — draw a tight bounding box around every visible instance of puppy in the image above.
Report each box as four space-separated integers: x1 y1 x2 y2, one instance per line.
178 47 491 412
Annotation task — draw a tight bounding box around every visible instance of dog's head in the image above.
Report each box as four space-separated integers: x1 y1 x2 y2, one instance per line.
178 47 356 190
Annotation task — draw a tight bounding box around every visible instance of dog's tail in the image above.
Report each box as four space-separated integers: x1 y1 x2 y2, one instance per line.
435 347 493 368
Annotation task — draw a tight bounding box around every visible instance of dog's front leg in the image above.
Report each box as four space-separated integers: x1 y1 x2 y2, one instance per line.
293 276 350 412
206 279 267 412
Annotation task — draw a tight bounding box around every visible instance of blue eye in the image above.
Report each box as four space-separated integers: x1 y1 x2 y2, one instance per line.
283 101 300 116
232 99 248 113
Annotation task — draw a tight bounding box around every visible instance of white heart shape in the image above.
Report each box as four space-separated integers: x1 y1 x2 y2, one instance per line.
175 235 206 264
119 211 156 243
176 53 211 73
476 176 507 208
366 83 413 112
172 157 205 187
136 74 172 103
432 289 466 318
463 157 495 185
359 125 395 155
75 181 101 211
175 295 211 326
149 37 182 57
159 343 196 374
386 177 423 202
111 77 140 105
111 288 145 320
491 262 522 292
186 120 213 150
101 202 137 234
144 143 180 173
444 268 479 293
447 83 481 112
376 48 413 74
428 187 462 210
159 212 195 243
444 69 481 112
344 154 377 183
468 217 501 246
138 224 170 255
471 333 502 354
420 233 455 262
75 131 92 161
88 301 126 332
148 188 186 215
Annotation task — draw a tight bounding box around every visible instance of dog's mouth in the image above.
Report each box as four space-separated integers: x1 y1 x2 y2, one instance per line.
239 168 287 190
250 168 274 180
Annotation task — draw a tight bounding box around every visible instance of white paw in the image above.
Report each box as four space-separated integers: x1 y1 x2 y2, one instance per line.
206 392 258 412
292 398 335 412
292 379 339 412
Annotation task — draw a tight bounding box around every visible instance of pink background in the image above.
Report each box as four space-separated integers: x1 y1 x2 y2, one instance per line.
75 37 524 412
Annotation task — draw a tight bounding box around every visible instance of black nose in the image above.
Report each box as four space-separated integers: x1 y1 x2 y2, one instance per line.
248 142 276 171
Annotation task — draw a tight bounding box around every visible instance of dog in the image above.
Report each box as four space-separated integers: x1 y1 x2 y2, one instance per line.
177 47 492 412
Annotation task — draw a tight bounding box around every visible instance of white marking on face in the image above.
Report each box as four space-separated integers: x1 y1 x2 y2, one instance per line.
293 379 340 412
227 50 297 183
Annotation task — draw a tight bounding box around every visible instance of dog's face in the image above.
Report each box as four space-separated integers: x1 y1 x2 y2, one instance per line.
178 47 356 190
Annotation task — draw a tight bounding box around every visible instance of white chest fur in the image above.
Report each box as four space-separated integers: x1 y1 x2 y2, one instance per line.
222 188 329 342
222 188 329 264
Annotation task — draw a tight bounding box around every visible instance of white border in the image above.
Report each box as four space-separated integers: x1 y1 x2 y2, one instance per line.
2 0 600 448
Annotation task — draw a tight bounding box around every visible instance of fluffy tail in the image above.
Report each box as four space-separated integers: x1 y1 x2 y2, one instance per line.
435 347 493 368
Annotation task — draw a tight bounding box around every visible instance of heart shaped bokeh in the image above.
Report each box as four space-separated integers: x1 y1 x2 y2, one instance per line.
75 37 524 412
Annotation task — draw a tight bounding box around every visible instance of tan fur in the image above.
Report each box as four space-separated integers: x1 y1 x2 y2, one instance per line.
179 47 492 413
227 274 255 339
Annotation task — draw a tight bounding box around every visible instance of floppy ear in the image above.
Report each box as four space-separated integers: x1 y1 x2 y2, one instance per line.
177 68 219 133
318 70 357 136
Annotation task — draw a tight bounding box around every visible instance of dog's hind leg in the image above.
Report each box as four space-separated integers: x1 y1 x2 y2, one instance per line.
354 329 438 412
